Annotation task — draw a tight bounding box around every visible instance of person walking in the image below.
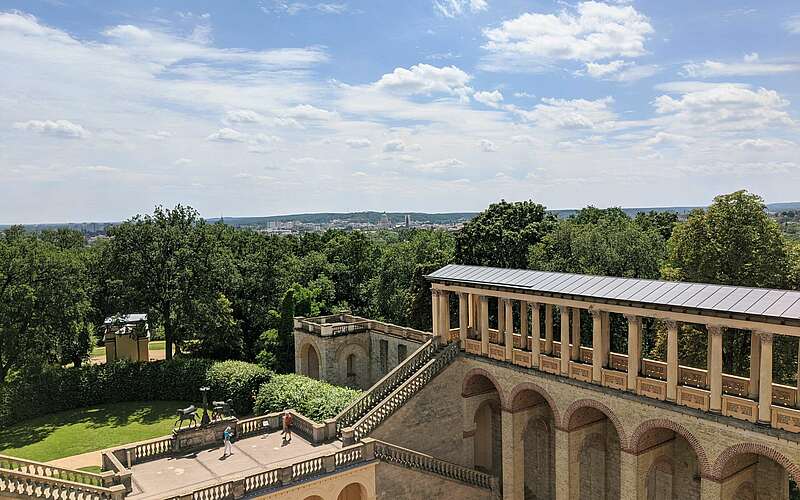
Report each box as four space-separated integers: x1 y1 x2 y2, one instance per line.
221 425 233 458
281 410 293 443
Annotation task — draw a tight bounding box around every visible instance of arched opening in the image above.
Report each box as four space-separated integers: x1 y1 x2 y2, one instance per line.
512 388 556 500
303 496 324 500
633 427 701 500
567 405 621 500
337 482 366 500
719 451 795 500
347 353 355 376
302 343 320 380
463 372 503 477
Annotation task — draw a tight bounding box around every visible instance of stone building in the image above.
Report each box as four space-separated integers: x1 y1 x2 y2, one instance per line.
102 313 150 363
293 314 430 389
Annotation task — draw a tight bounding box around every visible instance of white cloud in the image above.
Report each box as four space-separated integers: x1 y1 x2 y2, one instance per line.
785 15 800 34
513 92 536 98
383 139 407 152
653 81 750 93
433 0 487 18
13 119 89 139
373 64 472 101
146 130 172 140
516 96 617 130
345 138 372 149
480 139 498 152
643 132 695 147
224 109 265 124
260 1 348 15
80 165 118 173
653 84 795 133
174 158 193 166
473 90 504 108
207 127 249 142
582 60 659 81
481 2 653 70
737 138 796 150
682 53 800 78
283 104 338 121
414 158 464 173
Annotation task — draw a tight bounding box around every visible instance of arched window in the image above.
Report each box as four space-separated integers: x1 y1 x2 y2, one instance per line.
347 353 355 377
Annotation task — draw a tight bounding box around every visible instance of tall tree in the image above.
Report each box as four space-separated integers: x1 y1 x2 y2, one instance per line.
456 200 557 269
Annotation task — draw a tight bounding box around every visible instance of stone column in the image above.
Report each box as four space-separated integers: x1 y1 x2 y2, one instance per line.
757 331 774 424
666 320 679 402
700 478 723 500
498 298 506 344
620 450 638 500
439 290 450 343
554 428 570 500
480 296 490 356
458 292 469 348
626 315 641 391
749 331 761 399
591 309 603 383
505 299 514 361
531 302 541 368
560 307 570 375
468 293 475 330
545 304 554 354
571 307 581 360
602 311 611 365
520 301 528 351
501 409 521 500
431 289 439 338
709 325 723 412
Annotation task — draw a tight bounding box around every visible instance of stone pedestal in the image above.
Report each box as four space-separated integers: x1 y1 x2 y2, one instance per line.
173 417 237 453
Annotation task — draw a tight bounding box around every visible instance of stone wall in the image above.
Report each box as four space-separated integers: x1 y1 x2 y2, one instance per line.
367 331 423 381
374 462 493 500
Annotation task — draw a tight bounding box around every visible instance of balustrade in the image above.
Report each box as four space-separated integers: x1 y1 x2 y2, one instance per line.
0 454 109 487
0 467 125 500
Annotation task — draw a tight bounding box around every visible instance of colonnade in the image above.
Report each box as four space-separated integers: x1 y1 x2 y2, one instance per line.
431 287 800 433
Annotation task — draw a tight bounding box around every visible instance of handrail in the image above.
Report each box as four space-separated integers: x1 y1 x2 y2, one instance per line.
0 467 125 500
0 453 112 487
334 336 441 433
373 440 494 490
351 341 460 441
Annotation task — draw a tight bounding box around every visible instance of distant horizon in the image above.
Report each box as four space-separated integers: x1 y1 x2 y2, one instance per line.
5 199 800 227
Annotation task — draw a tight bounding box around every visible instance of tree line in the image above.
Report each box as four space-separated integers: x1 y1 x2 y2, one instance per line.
2 190 799 385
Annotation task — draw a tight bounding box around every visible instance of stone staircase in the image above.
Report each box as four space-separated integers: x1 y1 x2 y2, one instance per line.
334 337 460 442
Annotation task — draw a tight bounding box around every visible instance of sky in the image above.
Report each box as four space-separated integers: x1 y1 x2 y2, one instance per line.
1 1 799 223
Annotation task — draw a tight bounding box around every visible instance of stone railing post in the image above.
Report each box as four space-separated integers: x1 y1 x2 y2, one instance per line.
324 418 336 440
231 478 246 499
362 438 376 461
320 324 333 336
341 427 355 446
323 454 336 473
279 465 293 485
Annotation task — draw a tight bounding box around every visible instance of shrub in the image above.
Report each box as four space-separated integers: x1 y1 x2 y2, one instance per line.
253 374 361 422
206 361 272 416
0 358 271 427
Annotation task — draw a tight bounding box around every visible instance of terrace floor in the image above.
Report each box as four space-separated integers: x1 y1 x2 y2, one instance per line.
128 431 341 499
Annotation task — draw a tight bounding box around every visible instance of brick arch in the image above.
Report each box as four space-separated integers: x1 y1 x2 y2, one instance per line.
505 381 560 423
462 367 507 408
629 419 710 478
711 442 800 484
561 399 628 448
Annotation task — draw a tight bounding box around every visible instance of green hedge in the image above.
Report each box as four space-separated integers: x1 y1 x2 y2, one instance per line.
0 358 271 427
253 374 361 421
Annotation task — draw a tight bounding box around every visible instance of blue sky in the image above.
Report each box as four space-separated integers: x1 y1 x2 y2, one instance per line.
1 1 799 223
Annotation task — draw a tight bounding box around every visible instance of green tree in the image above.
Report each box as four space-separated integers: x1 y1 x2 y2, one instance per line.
634 210 679 241
456 200 557 269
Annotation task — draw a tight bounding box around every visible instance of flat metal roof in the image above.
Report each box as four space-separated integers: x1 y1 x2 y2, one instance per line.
426 264 800 323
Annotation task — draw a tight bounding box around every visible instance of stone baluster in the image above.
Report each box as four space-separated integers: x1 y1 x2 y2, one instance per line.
666 320 679 402
545 304 554 355
480 296 489 356
531 302 541 368
757 331 774 424
708 325 723 412
591 309 603 383
625 314 642 391
560 307 570 375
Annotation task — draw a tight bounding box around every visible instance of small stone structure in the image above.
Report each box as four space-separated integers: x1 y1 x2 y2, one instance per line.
293 314 432 390
173 417 237 453
103 313 150 363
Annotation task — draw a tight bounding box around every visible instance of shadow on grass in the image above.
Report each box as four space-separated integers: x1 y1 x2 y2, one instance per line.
0 401 189 453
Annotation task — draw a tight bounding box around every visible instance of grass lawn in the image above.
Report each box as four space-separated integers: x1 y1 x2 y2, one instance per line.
91 340 166 358
0 400 187 462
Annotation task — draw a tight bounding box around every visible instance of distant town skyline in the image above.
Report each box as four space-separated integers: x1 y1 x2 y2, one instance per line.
2 1 799 223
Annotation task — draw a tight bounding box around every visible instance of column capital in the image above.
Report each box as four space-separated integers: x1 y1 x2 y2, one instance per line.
431 288 440 297
624 314 641 325
756 331 774 345
528 300 539 308
479 295 488 304
707 324 723 337
588 307 604 318
663 319 679 329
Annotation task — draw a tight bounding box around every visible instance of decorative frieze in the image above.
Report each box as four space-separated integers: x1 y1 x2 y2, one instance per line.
637 377 667 401
771 405 800 433
465 339 483 356
569 362 592 383
722 395 758 423
677 386 710 411
512 349 532 368
488 344 505 361
540 355 560 375
602 369 627 391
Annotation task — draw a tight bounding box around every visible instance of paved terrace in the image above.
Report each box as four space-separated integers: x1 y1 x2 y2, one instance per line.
128 432 341 500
